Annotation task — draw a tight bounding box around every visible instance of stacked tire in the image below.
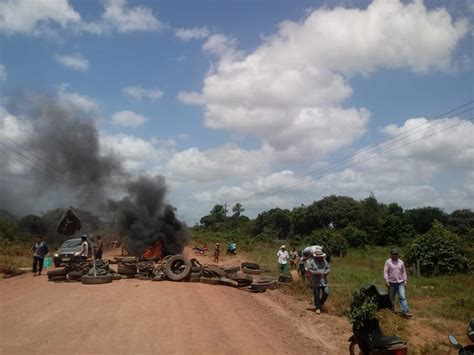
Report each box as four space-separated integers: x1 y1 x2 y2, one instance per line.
47 267 67 282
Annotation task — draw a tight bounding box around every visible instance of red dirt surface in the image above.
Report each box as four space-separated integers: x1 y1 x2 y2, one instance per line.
0 249 352 355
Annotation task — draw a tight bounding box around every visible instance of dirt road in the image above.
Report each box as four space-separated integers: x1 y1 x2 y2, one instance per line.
0 259 352 355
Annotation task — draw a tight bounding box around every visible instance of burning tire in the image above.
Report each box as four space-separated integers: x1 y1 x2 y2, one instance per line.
164 254 192 281
241 262 260 270
81 274 113 284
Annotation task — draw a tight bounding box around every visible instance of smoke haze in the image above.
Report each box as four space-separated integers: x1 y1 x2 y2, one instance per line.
0 92 189 255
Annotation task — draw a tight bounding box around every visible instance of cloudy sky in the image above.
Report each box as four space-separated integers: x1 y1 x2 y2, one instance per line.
0 0 473 223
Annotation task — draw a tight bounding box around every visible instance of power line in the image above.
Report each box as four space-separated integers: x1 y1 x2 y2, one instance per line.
253 109 473 199
0 148 68 185
239 102 473 201
0 140 70 185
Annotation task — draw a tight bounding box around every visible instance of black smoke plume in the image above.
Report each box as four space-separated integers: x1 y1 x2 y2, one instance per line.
1 92 189 255
109 175 190 256
1 93 125 211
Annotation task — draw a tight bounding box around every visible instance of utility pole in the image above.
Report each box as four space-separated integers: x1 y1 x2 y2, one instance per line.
224 203 228 217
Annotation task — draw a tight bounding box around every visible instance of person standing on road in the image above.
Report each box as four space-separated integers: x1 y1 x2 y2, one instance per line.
277 245 289 273
95 235 103 260
306 249 330 314
79 235 89 262
214 242 220 263
31 236 49 276
384 248 412 318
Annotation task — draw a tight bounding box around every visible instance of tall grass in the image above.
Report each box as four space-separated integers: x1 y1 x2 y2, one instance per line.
192 229 474 329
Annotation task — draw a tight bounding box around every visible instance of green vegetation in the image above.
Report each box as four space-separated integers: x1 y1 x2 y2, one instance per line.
192 198 474 340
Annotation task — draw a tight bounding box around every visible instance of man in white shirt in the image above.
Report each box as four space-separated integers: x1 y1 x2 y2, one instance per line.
277 245 289 273
79 235 89 262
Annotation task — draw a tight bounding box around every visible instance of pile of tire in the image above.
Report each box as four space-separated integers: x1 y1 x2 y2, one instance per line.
47 267 68 282
136 261 155 280
117 258 137 279
241 262 264 275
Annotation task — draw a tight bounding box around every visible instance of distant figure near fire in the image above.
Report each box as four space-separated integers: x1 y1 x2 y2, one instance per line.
214 242 220 263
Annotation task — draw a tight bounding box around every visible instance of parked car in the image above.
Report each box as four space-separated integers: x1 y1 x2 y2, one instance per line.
53 238 90 267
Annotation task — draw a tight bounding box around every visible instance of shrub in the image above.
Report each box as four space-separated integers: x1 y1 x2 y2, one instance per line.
348 287 378 329
404 221 471 275
342 225 368 248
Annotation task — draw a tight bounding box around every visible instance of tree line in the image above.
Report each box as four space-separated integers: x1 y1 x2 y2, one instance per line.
197 195 474 275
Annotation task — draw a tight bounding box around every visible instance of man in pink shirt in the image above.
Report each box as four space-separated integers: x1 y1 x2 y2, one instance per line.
383 248 412 318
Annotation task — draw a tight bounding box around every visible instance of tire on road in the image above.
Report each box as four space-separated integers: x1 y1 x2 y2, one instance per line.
241 262 260 270
48 276 67 282
81 274 113 285
200 276 221 285
250 280 277 292
227 271 253 287
242 267 263 275
117 265 136 275
190 258 202 272
204 265 227 278
219 277 238 287
68 271 83 280
47 268 68 277
164 254 192 281
224 266 240 274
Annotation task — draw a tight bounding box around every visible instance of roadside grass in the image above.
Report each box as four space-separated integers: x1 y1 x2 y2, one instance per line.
192 230 473 338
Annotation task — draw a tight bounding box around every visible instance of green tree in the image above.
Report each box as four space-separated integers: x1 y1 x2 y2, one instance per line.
404 221 471 275
310 228 348 258
405 207 447 234
18 215 47 236
447 209 474 238
253 208 291 240
232 203 245 218
312 195 362 229
341 225 368 248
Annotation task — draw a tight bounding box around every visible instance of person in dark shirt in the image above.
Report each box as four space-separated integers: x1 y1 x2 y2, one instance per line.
31 236 49 276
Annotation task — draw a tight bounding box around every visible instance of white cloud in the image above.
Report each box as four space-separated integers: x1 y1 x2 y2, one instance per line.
0 0 162 36
175 26 210 41
177 91 203 105
100 0 162 33
167 144 268 183
57 84 99 114
184 0 468 164
0 0 81 35
112 110 148 127
0 64 6 81
122 86 164 101
100 133 173 172
55 53 89 71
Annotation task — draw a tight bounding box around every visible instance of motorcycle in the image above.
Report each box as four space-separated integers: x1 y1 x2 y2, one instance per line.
448 319 474 354
192 245 209 256
348 285 407 355
226 242 237 256
449 335 474 354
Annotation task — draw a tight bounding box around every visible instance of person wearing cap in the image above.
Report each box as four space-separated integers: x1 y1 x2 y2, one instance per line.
79 235 89 262
306 249 330 314
384 248 412 318
277 245 289 273
214 242 220 263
